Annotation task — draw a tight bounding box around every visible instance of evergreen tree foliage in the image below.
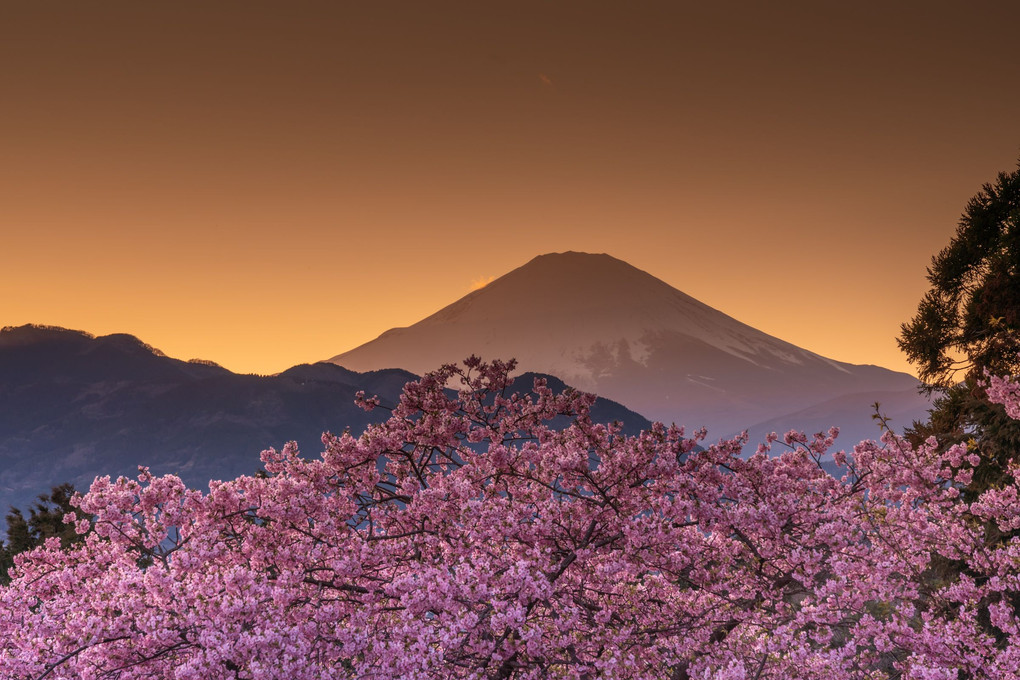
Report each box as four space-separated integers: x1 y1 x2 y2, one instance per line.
0 483 85 584
899 159 1020 494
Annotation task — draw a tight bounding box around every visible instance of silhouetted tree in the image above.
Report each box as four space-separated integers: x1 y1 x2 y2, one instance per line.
1 483 86 584
899 159 1020 495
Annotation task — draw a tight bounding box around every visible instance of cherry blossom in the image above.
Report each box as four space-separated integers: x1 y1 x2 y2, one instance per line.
1 358 1018 679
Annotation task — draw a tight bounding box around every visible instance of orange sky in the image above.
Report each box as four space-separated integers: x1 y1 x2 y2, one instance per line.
2 2 1019 376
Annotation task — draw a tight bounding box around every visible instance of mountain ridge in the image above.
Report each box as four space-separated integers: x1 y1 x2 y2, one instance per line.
0 324 651 517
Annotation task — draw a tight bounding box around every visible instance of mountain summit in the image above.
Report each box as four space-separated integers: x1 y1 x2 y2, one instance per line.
331 252 928 439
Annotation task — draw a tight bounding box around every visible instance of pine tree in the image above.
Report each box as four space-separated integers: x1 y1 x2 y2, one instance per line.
1 483 85 584
899 159 1020 494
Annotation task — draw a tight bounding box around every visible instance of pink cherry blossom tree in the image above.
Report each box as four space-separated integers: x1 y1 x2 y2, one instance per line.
1 358 1018 679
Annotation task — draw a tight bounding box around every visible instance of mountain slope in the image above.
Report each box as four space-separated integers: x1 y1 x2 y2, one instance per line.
331 252 928 439
0 325 650 516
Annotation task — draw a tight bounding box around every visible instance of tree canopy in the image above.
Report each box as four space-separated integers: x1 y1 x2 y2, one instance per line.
2 359 1020 678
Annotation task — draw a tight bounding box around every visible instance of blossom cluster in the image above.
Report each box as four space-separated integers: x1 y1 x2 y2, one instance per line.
985 370 1020 420
1 357 1018 679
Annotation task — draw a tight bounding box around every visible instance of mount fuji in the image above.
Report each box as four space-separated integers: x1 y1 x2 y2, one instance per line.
330 252 930 444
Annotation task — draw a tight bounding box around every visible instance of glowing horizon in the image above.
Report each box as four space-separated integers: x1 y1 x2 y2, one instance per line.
3 3 1018 377
0 249 941 378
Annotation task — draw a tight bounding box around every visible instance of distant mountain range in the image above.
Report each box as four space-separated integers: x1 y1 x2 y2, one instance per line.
0 325 650 516
331 251 931 445
2 252 932 517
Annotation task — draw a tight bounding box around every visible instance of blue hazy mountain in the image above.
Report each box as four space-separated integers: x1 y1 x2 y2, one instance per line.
0 325 650 516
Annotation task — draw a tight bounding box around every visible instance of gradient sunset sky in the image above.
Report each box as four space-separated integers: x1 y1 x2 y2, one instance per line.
3 2 1019 376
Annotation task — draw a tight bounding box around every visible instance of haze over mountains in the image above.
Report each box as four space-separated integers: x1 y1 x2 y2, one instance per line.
0 324 649 516
332 252 930 444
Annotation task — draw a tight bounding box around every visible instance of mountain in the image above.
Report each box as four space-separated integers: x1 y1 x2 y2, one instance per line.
330 252 930 445
0 325 650 516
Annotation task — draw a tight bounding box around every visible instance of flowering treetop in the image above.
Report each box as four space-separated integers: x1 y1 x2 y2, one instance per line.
1 358 1019 679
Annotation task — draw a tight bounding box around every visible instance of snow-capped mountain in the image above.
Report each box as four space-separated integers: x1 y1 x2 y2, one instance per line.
330 252 929 442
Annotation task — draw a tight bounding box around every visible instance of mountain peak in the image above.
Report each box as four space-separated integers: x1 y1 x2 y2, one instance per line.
526 250 619 265
327 250 787 377
0 324 168 358
0 324 94 347
509 251 665 292
518 250 655 279
330 252 923 436
448 250 707 325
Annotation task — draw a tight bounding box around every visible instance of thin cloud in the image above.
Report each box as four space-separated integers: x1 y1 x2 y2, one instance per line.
469 275 496 292
538 73 553 87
